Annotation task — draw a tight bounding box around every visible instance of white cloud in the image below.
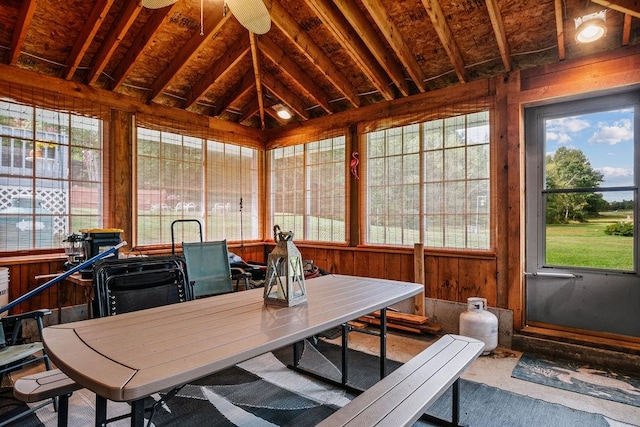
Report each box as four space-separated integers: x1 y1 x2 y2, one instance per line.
597 166 633 178
545 131 572 145
588 119 633 145
546 117 591 133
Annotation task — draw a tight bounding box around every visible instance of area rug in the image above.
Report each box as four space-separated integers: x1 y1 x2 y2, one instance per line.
512 353 640 408
0 386 44 427
9 340 628 427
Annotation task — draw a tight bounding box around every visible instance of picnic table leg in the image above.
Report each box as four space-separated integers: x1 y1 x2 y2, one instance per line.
452 378 461 426
95 396 107 427
341 323 349 386
130 399 145 427
380 308 387 379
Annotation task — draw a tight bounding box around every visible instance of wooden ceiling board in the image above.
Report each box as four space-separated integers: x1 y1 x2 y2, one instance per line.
93 7 155 87
0 1 21 49
164 20 247 101
19 0 93 69
438 1 502 67
287 1 379 97
264 29 346 104
0 0 636 129
377 0 450 87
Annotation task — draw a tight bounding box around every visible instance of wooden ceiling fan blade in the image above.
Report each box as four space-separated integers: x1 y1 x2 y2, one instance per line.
141 0 179 9
226 0 271 34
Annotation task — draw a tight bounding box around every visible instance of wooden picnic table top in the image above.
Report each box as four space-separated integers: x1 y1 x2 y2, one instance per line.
43 274 423 402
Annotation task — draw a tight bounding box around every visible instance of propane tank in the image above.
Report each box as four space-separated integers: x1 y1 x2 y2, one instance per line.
459 297 498 355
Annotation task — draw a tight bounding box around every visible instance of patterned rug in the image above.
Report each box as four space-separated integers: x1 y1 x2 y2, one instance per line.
6 340 630 426
512 353 640 408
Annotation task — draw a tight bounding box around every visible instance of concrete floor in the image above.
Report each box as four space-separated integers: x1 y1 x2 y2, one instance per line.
328 328 640 427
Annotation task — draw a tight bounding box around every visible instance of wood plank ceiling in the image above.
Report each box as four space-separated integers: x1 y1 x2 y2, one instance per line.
0 0 638 129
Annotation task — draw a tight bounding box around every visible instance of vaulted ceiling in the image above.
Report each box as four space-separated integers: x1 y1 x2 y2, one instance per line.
0 0 638 129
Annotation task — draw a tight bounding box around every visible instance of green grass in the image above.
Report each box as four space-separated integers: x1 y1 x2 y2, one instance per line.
545 211 634 270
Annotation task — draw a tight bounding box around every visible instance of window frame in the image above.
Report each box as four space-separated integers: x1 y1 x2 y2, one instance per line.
362 110 492 250
0 100 105 253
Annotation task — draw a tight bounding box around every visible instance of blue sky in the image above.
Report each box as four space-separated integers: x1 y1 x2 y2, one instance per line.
545 108 634 202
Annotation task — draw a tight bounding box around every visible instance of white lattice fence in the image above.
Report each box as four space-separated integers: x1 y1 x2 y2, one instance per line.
0 186 68 238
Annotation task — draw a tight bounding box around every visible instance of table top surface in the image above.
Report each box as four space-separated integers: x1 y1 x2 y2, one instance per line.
43 274 422 402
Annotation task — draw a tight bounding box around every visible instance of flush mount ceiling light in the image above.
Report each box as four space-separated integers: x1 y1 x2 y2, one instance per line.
225 0 271 35
141 0 178 9
574 10 607 43
273 104 292 120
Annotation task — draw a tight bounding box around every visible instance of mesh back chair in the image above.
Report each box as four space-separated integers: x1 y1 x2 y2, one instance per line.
93 256 191 318
0 309 55 426
181 241 237 298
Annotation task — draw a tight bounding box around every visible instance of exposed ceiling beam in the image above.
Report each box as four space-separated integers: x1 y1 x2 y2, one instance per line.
249 33 266 130
269 0 360 107
149 3 228 101
419 0 469 83
185 34 251 109
111 5 177 90
359 0 428 92
333 0 411 96
88 0 144 85
554 0 566 60
64 0 115 80
259 36 332 114
485 0 513 72
6 0 37 66
591 0 640 18
305 0 396 101
623 13 632 45
211 70 256 117
239 97 260 124
262 70 311 120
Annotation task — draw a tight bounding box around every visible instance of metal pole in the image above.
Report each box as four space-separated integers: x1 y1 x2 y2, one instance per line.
0 241 127 315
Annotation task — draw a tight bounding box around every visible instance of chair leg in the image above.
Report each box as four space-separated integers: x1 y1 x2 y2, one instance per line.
57 394 70 427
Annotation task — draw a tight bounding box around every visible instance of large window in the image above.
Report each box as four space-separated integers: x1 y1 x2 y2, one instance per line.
365 111 490 249
0 100 102 251
137 128 259 246
268 137 346 243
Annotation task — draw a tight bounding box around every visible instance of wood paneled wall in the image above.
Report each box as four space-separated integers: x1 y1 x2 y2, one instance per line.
1 45 639 331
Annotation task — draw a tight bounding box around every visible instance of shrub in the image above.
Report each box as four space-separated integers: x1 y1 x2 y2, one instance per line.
604 221 634 237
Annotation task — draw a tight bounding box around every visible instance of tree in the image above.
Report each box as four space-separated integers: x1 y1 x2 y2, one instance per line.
545 147 604 223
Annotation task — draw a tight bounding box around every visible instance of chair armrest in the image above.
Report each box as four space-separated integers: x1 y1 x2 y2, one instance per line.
3 309 52 323
230 268 252 278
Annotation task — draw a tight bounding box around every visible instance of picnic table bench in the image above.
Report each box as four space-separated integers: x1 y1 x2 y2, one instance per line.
317 334 485 427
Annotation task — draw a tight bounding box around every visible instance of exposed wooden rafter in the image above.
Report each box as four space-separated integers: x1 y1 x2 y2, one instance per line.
485 0 513 72
249 32 266 129
111 5 178 90
88 0 144 84
258 36 333 113
65 0 115 80
211 70 256 117
592 0 640 19
270 0 361 107
262 70 310 120
359 0 427 92
149 3 228 101
419 0 469 83
333 0 411 96
6 0 37 66
623 13 632 45
185 34 251 109
305 0 396 101
554 0 566 60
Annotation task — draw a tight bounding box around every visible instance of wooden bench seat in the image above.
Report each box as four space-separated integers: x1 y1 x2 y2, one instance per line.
12 368 82 427
317 334 484 427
